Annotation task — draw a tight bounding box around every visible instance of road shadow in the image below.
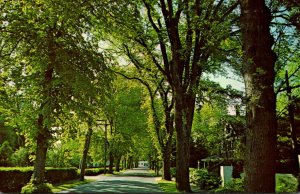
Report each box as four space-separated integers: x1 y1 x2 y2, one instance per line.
61 180 163 193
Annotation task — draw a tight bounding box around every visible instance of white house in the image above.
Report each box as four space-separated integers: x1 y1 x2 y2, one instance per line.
138 161 149 167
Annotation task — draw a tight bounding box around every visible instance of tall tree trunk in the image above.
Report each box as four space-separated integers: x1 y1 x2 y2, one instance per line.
174 89 194 192
80 121 93 181
31 114 49 185
30 63 54 187
161 90 174 181
162 119 173 181
108 152 114 174
162 146 172 181
240 0 277 192
285 70 299 174
127 156 132 169
124 157 126 170
285 71 300 191
115 156 121 172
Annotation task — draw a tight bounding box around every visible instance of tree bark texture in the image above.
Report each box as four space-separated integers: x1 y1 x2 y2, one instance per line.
162 139 172 181
31 114 49 185
123 158 126 170
80 123 93 181
31 55 54 186
171 80 196 192
108 152 114 174
285 71 299 174
115 157 121 172
240 0 277 192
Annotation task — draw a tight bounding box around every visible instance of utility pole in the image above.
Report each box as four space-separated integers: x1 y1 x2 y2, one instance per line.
104 120 108 174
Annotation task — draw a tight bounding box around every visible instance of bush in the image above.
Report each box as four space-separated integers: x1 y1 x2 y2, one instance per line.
45 167 79 183
0 167 33 192
84 168 105 176
11 147 31 167
170 167 176 178
214 178 244 193
0 167 78 193
190 168 222 190
0 141 13 166
276 174 298 193
21 182 52 193
214 173 298 193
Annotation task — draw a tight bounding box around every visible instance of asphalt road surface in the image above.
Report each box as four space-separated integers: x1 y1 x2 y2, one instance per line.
59 167 163 193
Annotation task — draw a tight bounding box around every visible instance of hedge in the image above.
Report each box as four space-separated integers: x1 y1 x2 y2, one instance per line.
0 167 79 193
84 168 105 176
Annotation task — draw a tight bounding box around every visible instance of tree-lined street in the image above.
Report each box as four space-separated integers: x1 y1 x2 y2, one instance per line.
1 0 300 193
61 168 162 193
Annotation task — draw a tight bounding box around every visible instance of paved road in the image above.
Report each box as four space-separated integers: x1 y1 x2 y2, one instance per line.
60 167 163 193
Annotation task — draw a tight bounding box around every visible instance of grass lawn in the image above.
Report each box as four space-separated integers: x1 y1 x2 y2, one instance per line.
158 179 179 193
50 179 95 193
158 179 202 193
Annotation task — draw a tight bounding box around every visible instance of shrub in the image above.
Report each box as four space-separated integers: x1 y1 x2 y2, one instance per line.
21 182 52 193
214 174 298 193
190 168 222 190
0 167 33 192
0 167 78 193
84 168 105 176
214 178 244 193
276 174 298 193
170 167 176 178
45 167 79 183
0 141 13 166
11 147 31 167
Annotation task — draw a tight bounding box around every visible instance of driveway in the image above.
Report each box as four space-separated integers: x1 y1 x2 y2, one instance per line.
59 167 163 193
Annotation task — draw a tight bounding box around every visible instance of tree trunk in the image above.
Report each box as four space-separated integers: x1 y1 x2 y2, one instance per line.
80 121 93 181
161 93 174 181
174 87 194 192
285 71 300 191
31 114 49 185
162 141 172 181
240 1 277 192
115 157 120 172
127 156 132 169
124 157 126 170
30 62 54 187
108 152 114 174
156 161 159 176
285 71 299 173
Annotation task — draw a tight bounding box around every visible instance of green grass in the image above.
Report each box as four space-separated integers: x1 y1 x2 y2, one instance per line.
158 180 179 193
50 179 95 193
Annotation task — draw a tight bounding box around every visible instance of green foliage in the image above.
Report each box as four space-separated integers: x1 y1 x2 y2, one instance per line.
214 178 244 193
11 147 31 167
190 168 222 190
213 174 298 193
0 141 13 166
0 167 78 192
21 182 52 194
84 168 105 176
170 167 176 178
1 0 112 171
102 77 151 165
46 139 81 168
276 174 298 193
